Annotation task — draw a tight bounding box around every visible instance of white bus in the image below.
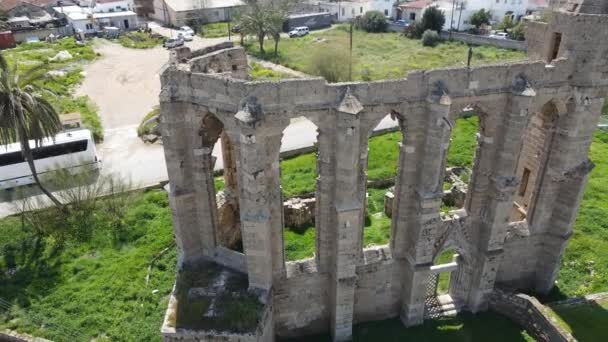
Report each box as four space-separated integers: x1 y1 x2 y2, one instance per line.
0 129 101 190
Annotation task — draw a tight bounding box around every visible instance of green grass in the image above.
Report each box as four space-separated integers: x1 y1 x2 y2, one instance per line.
200 22 231 38
137 106 160 137
551 130 608 298
246 27 526 81
2 38 103 141
118 32 163 49
249 62 292 81
447 116 480 167
0 190 176 341
286 312 533 341
548 297 608 341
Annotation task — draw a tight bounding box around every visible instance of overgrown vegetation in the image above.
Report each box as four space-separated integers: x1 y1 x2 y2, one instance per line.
118 32 164 49
137 106 160 137
0 184 174 341
199 22 231 38
422 29 441 47
2 38 103 141
246 27 526 81
355 10 388 33
249 62 292 81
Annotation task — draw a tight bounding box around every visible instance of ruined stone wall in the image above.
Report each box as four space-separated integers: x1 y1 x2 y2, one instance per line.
159 3 608 340
489 290 575 342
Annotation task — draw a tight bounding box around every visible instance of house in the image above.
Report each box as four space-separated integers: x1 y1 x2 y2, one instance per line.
53 4 138 33
151 0 245 27
396 0 435 22
0 0 73 27
316 0 395 22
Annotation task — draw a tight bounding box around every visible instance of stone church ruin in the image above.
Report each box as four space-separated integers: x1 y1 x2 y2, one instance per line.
158 1 608 341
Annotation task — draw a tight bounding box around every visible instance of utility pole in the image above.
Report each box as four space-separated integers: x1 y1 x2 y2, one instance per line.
450 0 456 39
457 1 464 31
349 21 353 81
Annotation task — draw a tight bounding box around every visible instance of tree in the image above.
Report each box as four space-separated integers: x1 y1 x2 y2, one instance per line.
355 10 387 33
470 9 492 29
496 16 514 31
267 5 288 56
236 1 270 55
236 0 289 56
421 7 446 33
509 21 526 41
0 53 64 208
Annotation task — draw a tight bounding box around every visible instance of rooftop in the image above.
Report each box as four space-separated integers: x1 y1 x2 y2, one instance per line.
163 0 244 12
398 0 434 9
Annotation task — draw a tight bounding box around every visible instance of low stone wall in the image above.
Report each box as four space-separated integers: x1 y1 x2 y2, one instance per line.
12 26 73 43
489 290 575 342
0 330 52 342
439 31 527 51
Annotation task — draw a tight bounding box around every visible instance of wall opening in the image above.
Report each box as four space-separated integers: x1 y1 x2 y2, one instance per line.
363 113 402 248
200 113 242 252
442 111 481 215
549 32 562 62
280 116 319 263
511 101 559 222
424 248 460 319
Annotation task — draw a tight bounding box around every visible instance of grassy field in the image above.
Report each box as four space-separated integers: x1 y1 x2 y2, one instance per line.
2 38 103 141
118 32 164 49
199 22 231 38
285 312 533 342
246 26 527 81
0 190 176 341
548 297 608 341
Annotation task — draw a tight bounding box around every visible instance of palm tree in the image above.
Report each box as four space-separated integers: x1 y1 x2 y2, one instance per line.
0 52 64 208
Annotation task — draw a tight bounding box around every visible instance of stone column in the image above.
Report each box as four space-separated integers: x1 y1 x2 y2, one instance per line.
161 102 220 265
399 86 452 327
465 89 534 311
221 131 238 193
232 107 285 291
316 114 336 274
329 90 366 341
530 96 602 294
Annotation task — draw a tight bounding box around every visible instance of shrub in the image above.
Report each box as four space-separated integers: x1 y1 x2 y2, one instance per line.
509 22 526 41
496 16 514 31
470 9 492 29
421 7 446 33
355 10 387 33
308 47 350 83
422 30 441 47
404 22 425 39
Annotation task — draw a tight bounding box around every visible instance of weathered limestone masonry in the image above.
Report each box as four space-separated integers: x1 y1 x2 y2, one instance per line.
159 2 608 341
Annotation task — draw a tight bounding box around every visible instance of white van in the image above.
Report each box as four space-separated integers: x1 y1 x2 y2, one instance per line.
289 26 310 38
0 129 101 190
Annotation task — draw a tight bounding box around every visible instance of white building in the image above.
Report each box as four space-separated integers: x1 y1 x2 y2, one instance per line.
53 5 138 33
151 0 244 27
316 0 394 22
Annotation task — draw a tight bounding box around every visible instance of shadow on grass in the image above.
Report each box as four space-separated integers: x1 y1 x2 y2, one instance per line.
0 236 63 307
550 299 608 341
280 311 532 342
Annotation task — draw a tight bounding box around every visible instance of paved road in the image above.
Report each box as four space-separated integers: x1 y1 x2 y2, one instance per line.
0 31 397 218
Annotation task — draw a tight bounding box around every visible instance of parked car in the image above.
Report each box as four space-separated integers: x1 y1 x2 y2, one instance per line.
288 26 309 38
396 19 409 26
180 26 195 35
489 32 508 39
164 37 184 49
177 31 193 41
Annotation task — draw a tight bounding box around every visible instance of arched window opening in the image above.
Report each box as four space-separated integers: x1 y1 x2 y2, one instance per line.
202 114 242 252
510 102 559 222
280 117 319 262
363 114 402 248
442 111 481 215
